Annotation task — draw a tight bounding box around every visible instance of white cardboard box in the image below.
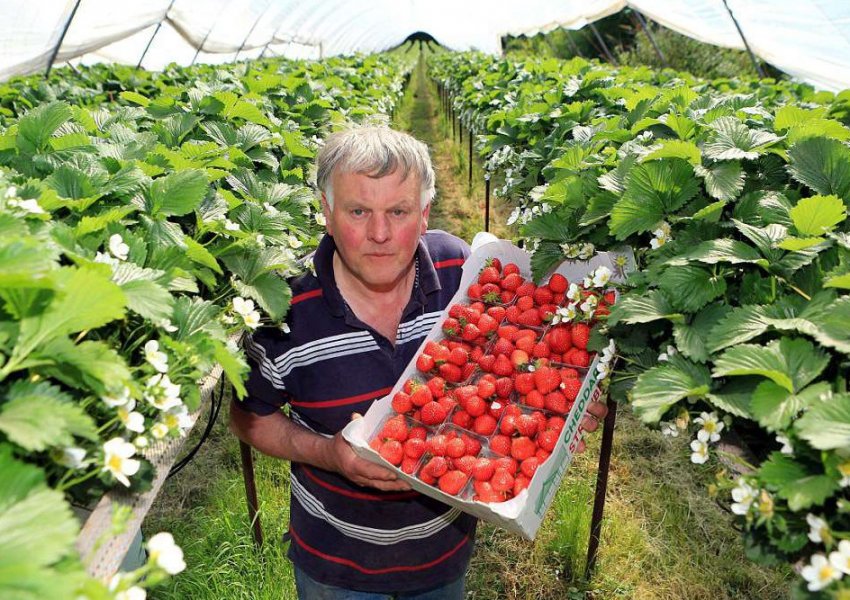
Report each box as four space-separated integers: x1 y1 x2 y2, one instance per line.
342 239 633 540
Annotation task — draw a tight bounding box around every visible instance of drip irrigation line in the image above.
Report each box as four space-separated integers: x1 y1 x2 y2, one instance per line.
168 374 226 478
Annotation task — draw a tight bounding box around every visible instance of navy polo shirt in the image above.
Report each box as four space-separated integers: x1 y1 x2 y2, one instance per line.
238 230 476 593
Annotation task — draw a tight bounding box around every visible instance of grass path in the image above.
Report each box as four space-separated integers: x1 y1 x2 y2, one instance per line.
144 53 793 600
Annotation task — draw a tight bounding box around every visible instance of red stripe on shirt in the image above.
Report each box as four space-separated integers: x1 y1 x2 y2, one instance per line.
292 288 323 305
289 525 471 574
290 386 393 409
301 466 420 501
433 258 465 269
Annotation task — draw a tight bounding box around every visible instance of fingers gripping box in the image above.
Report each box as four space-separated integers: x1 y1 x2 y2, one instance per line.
342 238 634 540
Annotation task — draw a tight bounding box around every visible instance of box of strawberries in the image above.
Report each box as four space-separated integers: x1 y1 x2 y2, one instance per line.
342 238 633 539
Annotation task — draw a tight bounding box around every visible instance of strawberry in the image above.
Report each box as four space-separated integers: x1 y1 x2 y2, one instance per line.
476 313 498 336
533 286 553 306
538 304 557 323
515 335 535 355
452 410 472 429
517 309 541 327
449 347 469 366
470 301 486 313
409 425 428 440
490 469 515 493
379 440 404 465
472 457 495 481
548 273 568 293
492 354 514 377
472 414 498 436
466 395 486 417
535 448 551 462
546 327 572 354
520 456 540 478
461 323 480 341
478 265 501 286
534 366 561 395
467 283 483 300
513 474 531 496
438 362 463 383
477 354 495 372
511 436 536 461
571 323 590 350
568 349 590 368
505 305 521 324
487 305 506 321
401 456 419 474
446 437 466 458
454 455 477 476
442 317 460 337
515 281 536 297
511 349 530 368
515 372 535 395
462 363 476 381
494 377 513 397
426 376 446 398
494 456 519 474
537 429 560 452
516 295 535 312
498 324 519 339
380 416 408 442
531 410 548 433
545 391 569 415
499 413 517 436
420 401 447 425
481 283 502 303
489 257 503 272
391 391 413 414
532 341 550 359
492 337 515 357
562 377 582 402
423 456 448 478
404 437 426 459
501 272 523 291
416 353 435 373
477 378 496 399
515 414 539 437
503 263 520 276
410 385 433 407
462 434 482 456
500 290 516 304
490 434 512 456
431 344 451 364
524 389 545 409
369 438 383 453
427 434 448 456
465 308 481 324
438 396 457 414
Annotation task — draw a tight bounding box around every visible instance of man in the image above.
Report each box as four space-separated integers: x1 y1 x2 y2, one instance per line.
230 125 607 599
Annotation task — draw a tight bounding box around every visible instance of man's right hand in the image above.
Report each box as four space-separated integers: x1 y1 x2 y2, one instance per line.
329 431 412 491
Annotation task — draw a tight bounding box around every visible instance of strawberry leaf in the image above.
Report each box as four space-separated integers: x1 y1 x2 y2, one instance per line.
631 354 712 423
795 392 850 450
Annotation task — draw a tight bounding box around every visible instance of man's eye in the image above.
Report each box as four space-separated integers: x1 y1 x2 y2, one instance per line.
351 208 365 216
392 209 407 216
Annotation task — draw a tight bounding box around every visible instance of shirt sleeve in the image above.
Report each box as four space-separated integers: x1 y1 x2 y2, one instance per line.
238 327 292 416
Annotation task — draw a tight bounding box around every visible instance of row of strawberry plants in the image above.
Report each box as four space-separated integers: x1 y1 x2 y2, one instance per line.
0 53 412 599
431 52 850 597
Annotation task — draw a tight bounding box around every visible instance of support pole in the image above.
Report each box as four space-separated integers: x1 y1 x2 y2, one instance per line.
484 175 491 232
631 10 667 67
137 0 176 70
584 396 618 580
192 3 230 66
468 131 473 187
721 0 765 77
588 22 618 66
45 0 83 77
564 31 585 58
239 440 264 547
234 0 272 61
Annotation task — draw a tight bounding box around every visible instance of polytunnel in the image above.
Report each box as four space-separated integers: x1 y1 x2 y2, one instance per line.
2 0 850 90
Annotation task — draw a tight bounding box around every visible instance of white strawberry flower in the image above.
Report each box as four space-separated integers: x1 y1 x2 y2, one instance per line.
109 575 146 600
801 553 841 591
838 461 850 488
144 373 182 411
288 235 303 249
829 540 850 575
566 283 582 303
143 340 169 373
102 437 140 487
591 266 612 288
315 211 327 226
156 319 178 333
279 322 291 334
4 185 17 198
808 513 832 544
650 221 672 249
690 438 709 464
232 296 255 317
580 294 598 318
596 362 610 379
242 310 261 329
551 304 577 325
134 435 149 449
601 339 616 363
53 446 87 469
730 478 758 515
116 587 146 600
102 386 132 408
660 421 678 437
94 251 118 266
118 399 145 433
147 532 186 574
163 405 193 433
150 422 169 440
658 345 677 362
578 243 595 260
776 434 794 455
108 234 129 261
262 202 278 214
756 489 775 519
695 411 724 443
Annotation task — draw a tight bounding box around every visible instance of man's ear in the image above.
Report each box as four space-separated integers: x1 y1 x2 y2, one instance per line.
421 202 431 235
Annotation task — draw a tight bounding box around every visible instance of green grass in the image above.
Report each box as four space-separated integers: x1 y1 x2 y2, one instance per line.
144 52 793 599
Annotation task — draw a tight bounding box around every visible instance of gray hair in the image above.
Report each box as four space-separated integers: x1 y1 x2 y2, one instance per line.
316 125 435 210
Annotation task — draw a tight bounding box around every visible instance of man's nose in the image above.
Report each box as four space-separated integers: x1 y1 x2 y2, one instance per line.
367 213 390 243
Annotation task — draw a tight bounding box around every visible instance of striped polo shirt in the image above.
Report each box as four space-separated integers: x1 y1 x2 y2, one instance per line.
238 230 476 593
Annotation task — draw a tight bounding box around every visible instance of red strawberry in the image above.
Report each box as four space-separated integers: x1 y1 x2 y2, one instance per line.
494 377 513 397
511 436 536 461
465 308 481 324
478 265 501 286
492 354 514 377
520 456 540 478
488 400 506 419
409 425 428 440
487 305 506 321
431 344 451 364
534 366 561 394
369 438 383 453
489 257 503 271
538 304 557 323
462 434 482 456
545 391 569 415
571 323 590 350
515 372 535 395
537 429 560 452
454 455 477 476
392 391 413 414
515 414 538 437
438 396 457 414
532 341 550 359
476 313 498 336
524 389 545 409
516 281 536 297
503 263 520 276
536 448 551 462
380 416 408 442
438 362 463 383
477 378 496 399
492 337 514 357
490 469 515 493
446 437 466 458
505 305 521 323
499 413 517 436
498 324 519 339
452 410 472 429
474 480 505 503
604 291 617 305
442 317 460 337
562 378 582 402
477 354 496 372
472 414 498 436
410 385 433 407
449 347 469 366
514 335 535 354
462 363 477 381
420 401 447 425
467 283 483 300
511 349 530 368
472 457 495 481
517 309 541 327
481 283 502 303
404 437 426 459
401 456 419 474
568 349 590 368
379 440 404 465
548 273 568 293
490 434 512 456
494 455 519 474
546 327 572 354
448 303 469 320
427 434 448 456
466 396 486 417
424 456 448 478
461 323 480 341
416 353 435 373
501 272 523 291
426 376 446 398
516 295 535 312
500 290 516 304
513 474 531 496
533 286 553 306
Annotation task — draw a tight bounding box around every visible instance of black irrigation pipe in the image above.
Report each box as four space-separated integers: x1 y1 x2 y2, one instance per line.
721 0 765 77
137 0 176 70
46 0 82 77
168 374 226 478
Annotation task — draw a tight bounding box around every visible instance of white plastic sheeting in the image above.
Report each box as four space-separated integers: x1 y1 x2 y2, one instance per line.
1 0 849 91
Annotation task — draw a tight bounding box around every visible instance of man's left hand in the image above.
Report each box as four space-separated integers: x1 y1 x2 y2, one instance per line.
574 399 609 454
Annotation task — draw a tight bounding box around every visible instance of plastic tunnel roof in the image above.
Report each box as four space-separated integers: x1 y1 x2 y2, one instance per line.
1 0 849 91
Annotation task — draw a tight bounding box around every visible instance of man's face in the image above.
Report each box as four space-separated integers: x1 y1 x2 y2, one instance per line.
323 169 430 292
